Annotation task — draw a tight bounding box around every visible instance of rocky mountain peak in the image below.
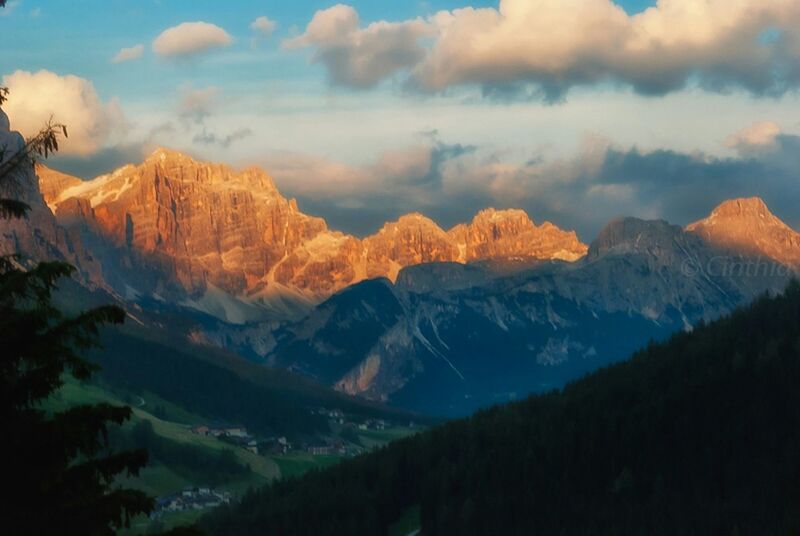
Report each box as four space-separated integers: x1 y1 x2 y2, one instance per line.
692 197 781 228
364 213 459 281
450 208 587 263
385 212 445 230
687 197 800 268
587 218 684 260
35 164 82 207
472 207 535 226
145 146 194 165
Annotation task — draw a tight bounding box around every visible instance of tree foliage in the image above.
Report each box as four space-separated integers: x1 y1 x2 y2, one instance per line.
0 89 155 533
0 260 155 534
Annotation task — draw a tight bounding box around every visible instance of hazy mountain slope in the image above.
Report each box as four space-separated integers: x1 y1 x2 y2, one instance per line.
202 281 800 536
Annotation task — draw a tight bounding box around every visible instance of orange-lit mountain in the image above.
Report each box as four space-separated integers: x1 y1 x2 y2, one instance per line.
40 148 588 322
686 197 800 269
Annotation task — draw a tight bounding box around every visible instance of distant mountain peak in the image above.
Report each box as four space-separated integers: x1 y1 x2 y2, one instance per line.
587 217 683 259
687 197 800 268
707 197 773 220
449 207 587 263
145 146 194 163
387 212 445 230
471 207 534 226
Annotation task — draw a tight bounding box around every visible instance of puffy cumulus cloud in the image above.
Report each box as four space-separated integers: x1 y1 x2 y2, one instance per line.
153 21 232 58
415 0 800 99
284 4 433 88
291 1 800 100
112 44 144 64
1 70 126 156
251 16 277 37
725 121 782 156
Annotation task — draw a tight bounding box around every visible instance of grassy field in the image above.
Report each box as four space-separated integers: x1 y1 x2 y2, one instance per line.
49 377 280 482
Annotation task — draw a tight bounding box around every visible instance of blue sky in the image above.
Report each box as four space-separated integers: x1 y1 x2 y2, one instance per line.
1 0 799 237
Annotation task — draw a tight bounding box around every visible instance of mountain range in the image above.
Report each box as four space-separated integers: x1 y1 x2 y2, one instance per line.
38 149 586 323
261 206 797 414
3 112 799 415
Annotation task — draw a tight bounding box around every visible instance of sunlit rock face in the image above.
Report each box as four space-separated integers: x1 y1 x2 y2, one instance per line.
448 208 588 263
0 109 103 285
363 213 461 281
45 148 327 296
687 197 800 269
41 148 588 321
272 231 365 297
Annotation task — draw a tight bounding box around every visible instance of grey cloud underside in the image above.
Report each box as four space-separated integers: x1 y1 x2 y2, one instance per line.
283 135 800 240
193 128 254 148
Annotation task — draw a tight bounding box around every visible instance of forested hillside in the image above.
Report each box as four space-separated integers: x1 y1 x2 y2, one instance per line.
203 281 800 535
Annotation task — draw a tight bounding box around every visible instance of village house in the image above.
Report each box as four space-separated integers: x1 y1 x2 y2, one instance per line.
307 443 332 456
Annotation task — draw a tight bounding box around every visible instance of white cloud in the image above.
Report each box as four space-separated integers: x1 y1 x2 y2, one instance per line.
290 1 800 99
112 44 144 64
152 21 232 58
284 4 433 88
1 70 126 156
725 121 782 156
251 16 277 37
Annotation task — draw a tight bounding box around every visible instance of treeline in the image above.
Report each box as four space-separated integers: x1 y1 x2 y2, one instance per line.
202 281 800 535
111 420 249 486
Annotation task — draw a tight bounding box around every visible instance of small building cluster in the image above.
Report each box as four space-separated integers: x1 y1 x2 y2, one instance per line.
305 438 354 456
191 424 248 438
191 423 258 453
154 487 231 515
357 418 387 431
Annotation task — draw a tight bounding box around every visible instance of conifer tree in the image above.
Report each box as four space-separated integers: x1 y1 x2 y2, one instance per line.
0 86 154 534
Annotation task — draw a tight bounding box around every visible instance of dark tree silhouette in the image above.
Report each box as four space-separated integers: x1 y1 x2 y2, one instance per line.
0 87 155 534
